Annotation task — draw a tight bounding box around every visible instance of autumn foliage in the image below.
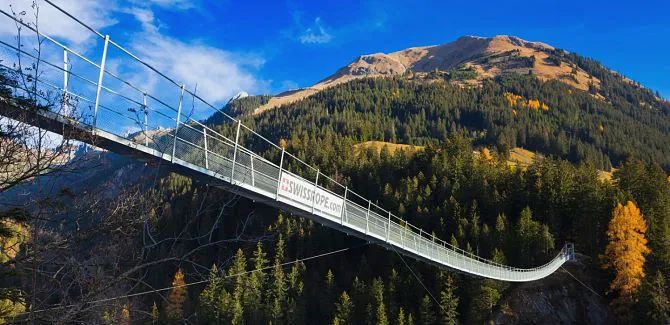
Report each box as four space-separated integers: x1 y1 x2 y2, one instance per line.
165 268 188 322
503 92 549 111
603 201 650 314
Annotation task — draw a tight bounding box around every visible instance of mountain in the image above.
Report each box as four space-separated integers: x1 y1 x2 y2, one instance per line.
255 35 614 113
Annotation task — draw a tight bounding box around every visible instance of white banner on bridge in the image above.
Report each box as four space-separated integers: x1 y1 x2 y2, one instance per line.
278 171 344 219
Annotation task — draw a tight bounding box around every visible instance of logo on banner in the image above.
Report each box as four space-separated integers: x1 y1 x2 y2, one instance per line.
278 171 344 218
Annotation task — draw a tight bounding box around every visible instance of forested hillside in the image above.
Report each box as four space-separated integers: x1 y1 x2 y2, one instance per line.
237 74 670 171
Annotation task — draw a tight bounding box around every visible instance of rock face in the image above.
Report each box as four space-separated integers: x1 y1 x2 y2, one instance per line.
255 35 599 113
491 258 614 324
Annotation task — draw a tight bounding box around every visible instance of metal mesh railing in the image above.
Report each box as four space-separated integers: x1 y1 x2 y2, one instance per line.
0 1 574 282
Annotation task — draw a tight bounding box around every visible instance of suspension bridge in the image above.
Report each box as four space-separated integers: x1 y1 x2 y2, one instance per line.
0 0 574 282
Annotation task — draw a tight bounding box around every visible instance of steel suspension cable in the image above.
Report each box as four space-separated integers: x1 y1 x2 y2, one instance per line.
391 245 446 313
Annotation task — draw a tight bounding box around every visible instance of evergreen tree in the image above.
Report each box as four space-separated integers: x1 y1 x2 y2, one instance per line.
388 269 400 319
268 236 288 323
468 281 500 323
438 276 459 325
638 271 670 324
333 291 353 324
245 242 268 323
371 278 389 325
419 295 436 325
407 312 415 325
198 264 227 323
397 307 406 325
229 249 247 325
150 301 159 324
287 262 306 323
351 277 368 323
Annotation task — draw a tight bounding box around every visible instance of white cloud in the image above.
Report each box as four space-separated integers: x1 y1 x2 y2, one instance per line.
124 6 157 32
131 32 265 104
134 0 195 10
0 0 265 109
299 17 332 44
124 7 265 105
0 0 118 48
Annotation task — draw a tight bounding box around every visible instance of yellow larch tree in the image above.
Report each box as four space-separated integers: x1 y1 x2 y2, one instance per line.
120 304 130 325
481 148 494 161
603 201 650 315
526 99 540 110
503 92 522 106
165 267 188 322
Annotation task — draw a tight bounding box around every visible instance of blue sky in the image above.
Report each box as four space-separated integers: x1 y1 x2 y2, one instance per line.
2 0 669 104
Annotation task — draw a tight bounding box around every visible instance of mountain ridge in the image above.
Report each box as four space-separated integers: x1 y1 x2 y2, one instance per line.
254 35 604 113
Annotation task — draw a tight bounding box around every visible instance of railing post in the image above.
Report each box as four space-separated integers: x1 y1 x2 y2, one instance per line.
203 127 209 169
231 120 242 183
93 35 109 129
400 221 404 248
143 93 149 147
312 169 320 214
386 211 392 242
275 147 285 200
250 155 255 186
171 84 185 163
365 200 371 235
340 186 347 225
62 49 69 116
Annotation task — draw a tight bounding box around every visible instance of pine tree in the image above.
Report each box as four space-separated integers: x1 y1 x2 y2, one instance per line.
516 207 536 264
229 249 247 325
323 269 336 321
638 271 670 323
491 248 507 265
245 242 268 323
371 278 389 325
287 261 305 323
494 213 507 247
515 207 554 265
333 291 353 324
397 307 406 325
449 234 458 249
603 201 650 317
388 269 399 319
150 301 159 324
165 267 187 322
439 276 459 325
351 277 367 323
419 295 436 325
468 281 500 323
268 236 287 322
198 264 228 323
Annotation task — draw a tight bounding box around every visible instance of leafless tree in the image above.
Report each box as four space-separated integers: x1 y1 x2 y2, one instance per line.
0 3 266 324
